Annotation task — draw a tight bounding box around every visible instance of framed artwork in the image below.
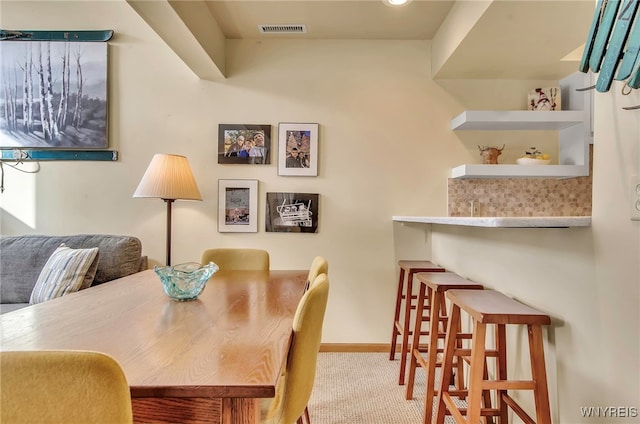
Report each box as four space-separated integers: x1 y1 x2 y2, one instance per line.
218 124 271 165
218 179 258 232
0 41 108 148
528 86 560 111
278 123 319 176
265 192 319 233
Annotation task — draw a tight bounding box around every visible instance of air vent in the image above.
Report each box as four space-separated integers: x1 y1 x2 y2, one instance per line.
258 24 307 34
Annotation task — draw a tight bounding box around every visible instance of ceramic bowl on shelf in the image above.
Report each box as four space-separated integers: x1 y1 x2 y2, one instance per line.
516 157 551 165
154 261 219 301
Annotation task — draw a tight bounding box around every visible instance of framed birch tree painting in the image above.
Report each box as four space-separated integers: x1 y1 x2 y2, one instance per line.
0 41 108 149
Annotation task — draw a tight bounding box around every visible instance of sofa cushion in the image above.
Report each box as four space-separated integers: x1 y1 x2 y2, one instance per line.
0 303 29 314
29 244 99 304
0 235 144 304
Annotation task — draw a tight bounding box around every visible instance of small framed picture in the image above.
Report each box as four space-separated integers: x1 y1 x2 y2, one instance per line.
527 87 561 111
265 192 319 233
277 123 319 176
218 179 258 232
218 124 271 165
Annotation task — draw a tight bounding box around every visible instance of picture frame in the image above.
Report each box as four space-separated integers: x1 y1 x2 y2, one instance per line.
265 192 319 233
218 179 259 233
0 41 108 149
277 123 319 176
527 86 561 111
218 124 271 165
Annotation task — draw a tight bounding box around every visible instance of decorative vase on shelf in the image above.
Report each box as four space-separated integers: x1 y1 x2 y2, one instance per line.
516 147 551 165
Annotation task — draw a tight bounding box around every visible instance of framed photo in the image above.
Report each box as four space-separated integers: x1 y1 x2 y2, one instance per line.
0 41 108 149
278 123 319 176
218 179 258 233
218 124 271 165
265 192 319 233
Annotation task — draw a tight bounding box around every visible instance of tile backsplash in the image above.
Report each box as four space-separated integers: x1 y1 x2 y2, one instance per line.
448 148 593 217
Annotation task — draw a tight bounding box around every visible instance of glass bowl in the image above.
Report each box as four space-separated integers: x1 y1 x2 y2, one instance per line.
154 262 219 301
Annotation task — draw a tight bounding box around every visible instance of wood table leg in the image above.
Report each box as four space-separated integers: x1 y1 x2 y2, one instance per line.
222 398 260 424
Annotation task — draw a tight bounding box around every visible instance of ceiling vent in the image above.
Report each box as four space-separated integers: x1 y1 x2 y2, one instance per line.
258 24 307 34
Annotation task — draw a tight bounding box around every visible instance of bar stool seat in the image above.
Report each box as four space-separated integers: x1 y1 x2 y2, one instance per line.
390 260 445 385
434 289 552 424
405 272 484 424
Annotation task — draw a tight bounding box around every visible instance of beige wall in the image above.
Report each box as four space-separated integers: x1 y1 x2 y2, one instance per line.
1 0 465 343
1 1 638 422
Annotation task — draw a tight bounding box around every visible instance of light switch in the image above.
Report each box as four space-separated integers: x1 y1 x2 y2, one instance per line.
631 177 640 221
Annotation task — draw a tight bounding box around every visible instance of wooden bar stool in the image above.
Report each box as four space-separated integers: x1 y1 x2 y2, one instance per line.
405 272 484 424
390 260 445 385
434 289 552 424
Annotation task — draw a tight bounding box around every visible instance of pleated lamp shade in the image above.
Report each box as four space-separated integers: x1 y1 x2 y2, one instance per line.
133 154 202 201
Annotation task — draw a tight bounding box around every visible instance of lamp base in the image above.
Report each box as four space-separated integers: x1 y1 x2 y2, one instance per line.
163 198 175 266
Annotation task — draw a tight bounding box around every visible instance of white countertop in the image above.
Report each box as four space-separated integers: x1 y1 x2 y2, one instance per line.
392 216 592 228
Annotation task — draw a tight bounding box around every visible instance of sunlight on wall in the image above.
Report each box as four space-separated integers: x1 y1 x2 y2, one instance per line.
0 163 37 230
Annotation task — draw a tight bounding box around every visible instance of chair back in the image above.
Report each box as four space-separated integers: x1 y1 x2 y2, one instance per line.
200 248 269 271
1 350 133 423
306 255 328 291
264 274 329 424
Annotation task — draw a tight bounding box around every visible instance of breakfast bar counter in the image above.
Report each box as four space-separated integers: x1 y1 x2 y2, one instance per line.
392 215 591 228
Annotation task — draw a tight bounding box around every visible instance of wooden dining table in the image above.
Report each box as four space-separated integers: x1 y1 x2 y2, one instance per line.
0 269 308 424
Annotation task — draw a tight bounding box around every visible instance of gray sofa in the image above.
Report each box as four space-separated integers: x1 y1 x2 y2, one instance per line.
0 234 147 314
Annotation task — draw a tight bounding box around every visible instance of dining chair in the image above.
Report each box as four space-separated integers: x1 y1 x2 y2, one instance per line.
305 255 328 291
262 273 330 424
0 350 133 423
200 248 270 271
299 255 328 423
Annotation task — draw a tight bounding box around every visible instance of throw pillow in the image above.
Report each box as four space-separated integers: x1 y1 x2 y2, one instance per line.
29 244 100 304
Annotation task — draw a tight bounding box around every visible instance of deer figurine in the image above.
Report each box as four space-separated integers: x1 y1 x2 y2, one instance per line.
478 144 505 164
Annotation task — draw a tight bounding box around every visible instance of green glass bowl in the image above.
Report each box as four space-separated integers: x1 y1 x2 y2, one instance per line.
154 262 219 301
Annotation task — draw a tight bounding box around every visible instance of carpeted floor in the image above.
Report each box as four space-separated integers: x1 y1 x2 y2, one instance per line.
308 352 451 424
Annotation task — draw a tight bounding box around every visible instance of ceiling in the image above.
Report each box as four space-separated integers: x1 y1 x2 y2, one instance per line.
127 0 596 81
204 0 455 40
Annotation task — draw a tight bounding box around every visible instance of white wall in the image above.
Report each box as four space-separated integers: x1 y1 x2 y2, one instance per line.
2 1 637 422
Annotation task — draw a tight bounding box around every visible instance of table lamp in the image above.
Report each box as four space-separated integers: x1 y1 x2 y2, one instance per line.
133 154 202 266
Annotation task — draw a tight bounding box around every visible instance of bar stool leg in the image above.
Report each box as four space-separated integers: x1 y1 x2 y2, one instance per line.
390 267 407 360
422 288 442 424
467 320 488 424
434 303 460 424
495 323 507 423
399 271 416 385
528 325 552 424
406 283 428 400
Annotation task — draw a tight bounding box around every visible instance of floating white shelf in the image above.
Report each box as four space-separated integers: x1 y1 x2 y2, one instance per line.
451 164 589 179
449 74 591 179
451 110 584 131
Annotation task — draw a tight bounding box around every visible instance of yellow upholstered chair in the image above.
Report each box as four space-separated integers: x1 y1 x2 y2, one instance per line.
200 248 270 271
263 273 329 424
0 350 133 424
305 256 328 291
300 255 328 423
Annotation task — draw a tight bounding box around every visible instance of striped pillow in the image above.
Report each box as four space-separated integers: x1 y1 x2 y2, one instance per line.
29 244 100 304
